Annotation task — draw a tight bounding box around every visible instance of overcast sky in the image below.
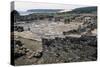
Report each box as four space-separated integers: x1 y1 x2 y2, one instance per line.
14 1 91 11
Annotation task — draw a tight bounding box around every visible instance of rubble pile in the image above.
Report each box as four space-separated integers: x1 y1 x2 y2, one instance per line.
13 35 97 65
14 40 43 59
41 35 97 63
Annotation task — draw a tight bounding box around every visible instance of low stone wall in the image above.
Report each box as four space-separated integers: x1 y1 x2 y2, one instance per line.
42 35 97 47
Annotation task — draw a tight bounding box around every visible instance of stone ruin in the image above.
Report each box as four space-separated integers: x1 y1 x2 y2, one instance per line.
13 34 97 65
41 35 97 63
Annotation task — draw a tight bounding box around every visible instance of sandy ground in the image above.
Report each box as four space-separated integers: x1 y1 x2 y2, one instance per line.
16 21 82 37
14 21 83 52
14 31 42 52
14 31 41 41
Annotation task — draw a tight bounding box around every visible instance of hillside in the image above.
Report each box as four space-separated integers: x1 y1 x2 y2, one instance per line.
62 6 97 14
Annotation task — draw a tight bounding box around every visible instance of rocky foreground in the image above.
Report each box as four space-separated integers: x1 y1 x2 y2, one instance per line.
12 33 97 65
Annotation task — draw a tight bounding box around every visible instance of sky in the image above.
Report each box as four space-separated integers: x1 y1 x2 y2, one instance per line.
14 1 91 12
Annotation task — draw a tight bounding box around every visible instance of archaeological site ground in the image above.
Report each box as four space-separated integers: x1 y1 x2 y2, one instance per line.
11 1 97 66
